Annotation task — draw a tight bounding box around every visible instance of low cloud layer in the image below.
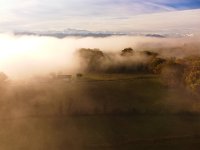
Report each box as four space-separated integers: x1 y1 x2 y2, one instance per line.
0 33 200 79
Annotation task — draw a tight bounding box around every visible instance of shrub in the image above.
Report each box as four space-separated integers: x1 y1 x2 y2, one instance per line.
185 60 200 92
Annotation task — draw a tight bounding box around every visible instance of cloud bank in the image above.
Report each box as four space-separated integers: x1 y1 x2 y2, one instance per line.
0 34 200 79
0 0 200 32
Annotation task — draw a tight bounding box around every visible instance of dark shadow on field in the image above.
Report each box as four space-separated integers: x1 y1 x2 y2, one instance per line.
80 78 165 115
0 74 200 149
1 115 200 150
1 74 199 117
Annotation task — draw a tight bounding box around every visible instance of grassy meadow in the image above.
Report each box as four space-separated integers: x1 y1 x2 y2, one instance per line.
0 73 200 150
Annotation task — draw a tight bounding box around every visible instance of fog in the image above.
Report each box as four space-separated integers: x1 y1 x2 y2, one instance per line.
0 33 199 116
0 33 200 79
0 33 200 150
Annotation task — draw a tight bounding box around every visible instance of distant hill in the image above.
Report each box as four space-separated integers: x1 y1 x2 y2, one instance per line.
13 28 195 38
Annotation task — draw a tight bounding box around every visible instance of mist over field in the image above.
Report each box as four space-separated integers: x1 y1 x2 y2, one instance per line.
0 33 199 118
0 33 200 79
1 0 200 149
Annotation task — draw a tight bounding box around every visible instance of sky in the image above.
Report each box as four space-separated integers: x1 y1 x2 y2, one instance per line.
0 0 200 32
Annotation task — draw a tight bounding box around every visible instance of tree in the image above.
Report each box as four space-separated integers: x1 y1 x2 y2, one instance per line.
160 60 184 87
78 48 105 72
0 72 8 93
149 57 166 73
0 72 8 83
185 60 200 92
121 48 134 56
140 50 158 58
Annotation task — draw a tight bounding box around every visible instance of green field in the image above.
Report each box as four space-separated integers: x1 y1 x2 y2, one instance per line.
0 74 200 150
1 116 200 150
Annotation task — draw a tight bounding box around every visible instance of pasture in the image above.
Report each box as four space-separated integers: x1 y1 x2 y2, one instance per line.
0 73 200 150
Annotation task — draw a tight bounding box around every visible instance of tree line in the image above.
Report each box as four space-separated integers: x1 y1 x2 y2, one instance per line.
77 48 200 93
